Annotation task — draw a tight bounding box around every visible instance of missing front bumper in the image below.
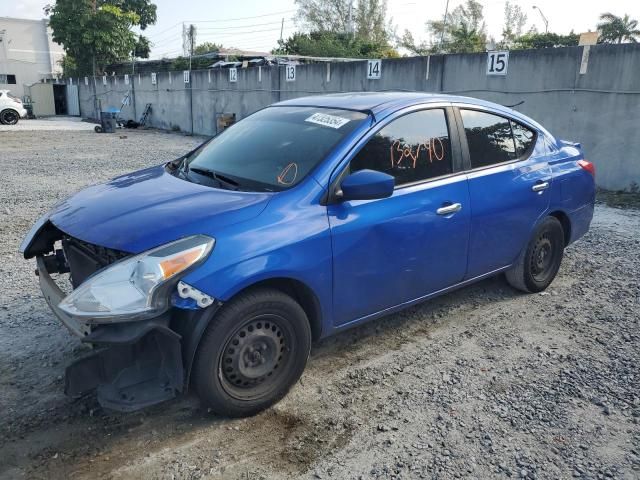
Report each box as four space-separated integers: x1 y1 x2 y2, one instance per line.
36 256 185 412
65 324 184 412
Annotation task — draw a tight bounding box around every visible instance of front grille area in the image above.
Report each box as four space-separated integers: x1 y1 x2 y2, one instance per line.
62 236 130 287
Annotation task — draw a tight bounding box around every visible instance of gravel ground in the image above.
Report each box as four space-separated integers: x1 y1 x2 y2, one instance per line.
1 129 639 480
0 117 96 132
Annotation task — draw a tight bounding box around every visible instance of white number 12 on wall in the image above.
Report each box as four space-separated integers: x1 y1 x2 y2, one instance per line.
367 59 381 79
487 51 509 75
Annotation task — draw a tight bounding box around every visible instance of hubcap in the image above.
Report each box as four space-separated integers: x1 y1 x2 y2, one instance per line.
220 317 287 391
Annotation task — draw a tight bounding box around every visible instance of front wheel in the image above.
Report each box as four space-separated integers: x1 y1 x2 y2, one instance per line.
192 288 311 417
505 216 565 293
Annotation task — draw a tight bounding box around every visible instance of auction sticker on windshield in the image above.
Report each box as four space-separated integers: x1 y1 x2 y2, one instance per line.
305 112 351 129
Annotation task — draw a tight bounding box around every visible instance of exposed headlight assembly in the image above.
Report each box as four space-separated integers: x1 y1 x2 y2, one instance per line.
58 235 214 323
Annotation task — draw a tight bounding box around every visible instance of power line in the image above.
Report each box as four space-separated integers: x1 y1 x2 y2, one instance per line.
181 9 296 23
189 19 294 31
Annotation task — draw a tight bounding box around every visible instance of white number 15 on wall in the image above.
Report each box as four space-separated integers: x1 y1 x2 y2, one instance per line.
487 51 509 76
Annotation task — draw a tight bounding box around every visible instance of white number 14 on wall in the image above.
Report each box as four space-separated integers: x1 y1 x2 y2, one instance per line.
487 51 509 75
367 59 381 79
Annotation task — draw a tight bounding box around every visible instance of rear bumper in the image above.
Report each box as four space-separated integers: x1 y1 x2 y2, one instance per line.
18 107 27 118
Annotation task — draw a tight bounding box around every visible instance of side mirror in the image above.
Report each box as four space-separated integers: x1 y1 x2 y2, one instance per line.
339 169 395 201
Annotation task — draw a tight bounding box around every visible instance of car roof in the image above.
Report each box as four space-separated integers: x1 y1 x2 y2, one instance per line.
274 91 550 136
275 92 494 114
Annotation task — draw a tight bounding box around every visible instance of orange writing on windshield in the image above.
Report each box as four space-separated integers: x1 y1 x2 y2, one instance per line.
277 162 298 185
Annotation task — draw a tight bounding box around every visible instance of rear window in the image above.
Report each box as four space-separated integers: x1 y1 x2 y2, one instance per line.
186 106 367 191
511 121 536 157
460 109 516 168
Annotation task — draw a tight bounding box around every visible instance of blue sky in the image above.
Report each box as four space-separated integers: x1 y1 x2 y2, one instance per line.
3 0 640 57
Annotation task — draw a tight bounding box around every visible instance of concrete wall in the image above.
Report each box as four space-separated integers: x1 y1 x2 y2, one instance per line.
69 44 640 191
0 17 64 98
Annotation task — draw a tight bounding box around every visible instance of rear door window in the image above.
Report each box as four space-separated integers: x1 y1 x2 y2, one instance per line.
511 121 536 157
460 109 516 168
350 109 453 186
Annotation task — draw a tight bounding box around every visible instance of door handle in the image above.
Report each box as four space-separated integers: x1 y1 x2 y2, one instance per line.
436 203 462 215
532 181 550 192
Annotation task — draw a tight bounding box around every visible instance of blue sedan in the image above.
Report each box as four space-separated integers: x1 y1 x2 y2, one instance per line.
20 92 595 416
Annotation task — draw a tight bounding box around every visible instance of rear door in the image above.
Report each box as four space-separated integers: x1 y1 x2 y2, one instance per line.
455 107 551 279
328 106 470 326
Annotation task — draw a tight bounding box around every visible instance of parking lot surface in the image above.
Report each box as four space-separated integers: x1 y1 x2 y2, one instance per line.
1 129 639 479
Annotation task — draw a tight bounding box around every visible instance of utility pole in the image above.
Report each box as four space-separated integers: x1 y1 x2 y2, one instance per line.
532 6 549 33
348 0 354 37
439 0 450 53
280 18 284 42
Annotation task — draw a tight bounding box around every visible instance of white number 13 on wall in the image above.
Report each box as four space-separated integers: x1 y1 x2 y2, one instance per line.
487 51 509 75
285 65 296 82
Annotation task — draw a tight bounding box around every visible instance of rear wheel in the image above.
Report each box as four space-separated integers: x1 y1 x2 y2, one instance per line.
193 288 311 417
505 216 565 293
0 109 19 125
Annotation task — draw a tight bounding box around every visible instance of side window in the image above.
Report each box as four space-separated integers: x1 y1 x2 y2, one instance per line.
350 109 453 186
460 109 516 168
511 121 536 157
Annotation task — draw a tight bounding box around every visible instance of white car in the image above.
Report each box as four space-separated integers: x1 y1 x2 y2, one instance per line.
0 89 28 125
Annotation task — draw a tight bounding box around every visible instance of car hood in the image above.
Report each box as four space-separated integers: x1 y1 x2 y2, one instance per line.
46 165 272 253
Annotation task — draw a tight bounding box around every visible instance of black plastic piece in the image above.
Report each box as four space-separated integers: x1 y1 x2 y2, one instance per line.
170 303 222 387
65 322 184 412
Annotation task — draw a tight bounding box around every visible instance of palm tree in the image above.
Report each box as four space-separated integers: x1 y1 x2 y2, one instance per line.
597 12 640 44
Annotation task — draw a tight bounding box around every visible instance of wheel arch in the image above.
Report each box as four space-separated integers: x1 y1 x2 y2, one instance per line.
179 276 323 389
230 277 324 341
548 210 572 246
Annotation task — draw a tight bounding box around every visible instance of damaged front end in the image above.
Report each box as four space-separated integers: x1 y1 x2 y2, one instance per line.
22 221 218 412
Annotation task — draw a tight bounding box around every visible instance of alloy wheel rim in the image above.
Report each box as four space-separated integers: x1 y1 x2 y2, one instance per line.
3 111 18 124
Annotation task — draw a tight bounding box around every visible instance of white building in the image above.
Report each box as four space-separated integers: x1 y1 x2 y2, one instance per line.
0 17 64 98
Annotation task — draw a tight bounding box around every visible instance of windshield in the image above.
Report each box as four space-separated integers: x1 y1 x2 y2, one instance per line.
183 106 368 191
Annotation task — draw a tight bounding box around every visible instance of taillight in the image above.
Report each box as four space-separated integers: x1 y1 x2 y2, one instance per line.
577 159 595 177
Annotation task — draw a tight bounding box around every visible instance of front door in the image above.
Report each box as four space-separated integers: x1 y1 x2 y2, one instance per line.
328 108 470 326
456 108 552 278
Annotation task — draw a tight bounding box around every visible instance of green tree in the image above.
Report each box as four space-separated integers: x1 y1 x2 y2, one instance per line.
500 1 527 48
170 42 223 71
45 0 157 76
597 12 640 44
512 31 579 49
274 31 397 58
428 0 487 53
290 0 394 57
193 42 222 55
294 0 351 33
355 0 391 44
401 0 487 54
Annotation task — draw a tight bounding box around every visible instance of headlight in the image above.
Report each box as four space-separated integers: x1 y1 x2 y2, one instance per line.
59 235 214 322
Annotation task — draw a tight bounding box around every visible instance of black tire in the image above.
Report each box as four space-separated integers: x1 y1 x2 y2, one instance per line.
94 125 103 133
192 288 311 417
505 216 565 293
0 109 19 125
